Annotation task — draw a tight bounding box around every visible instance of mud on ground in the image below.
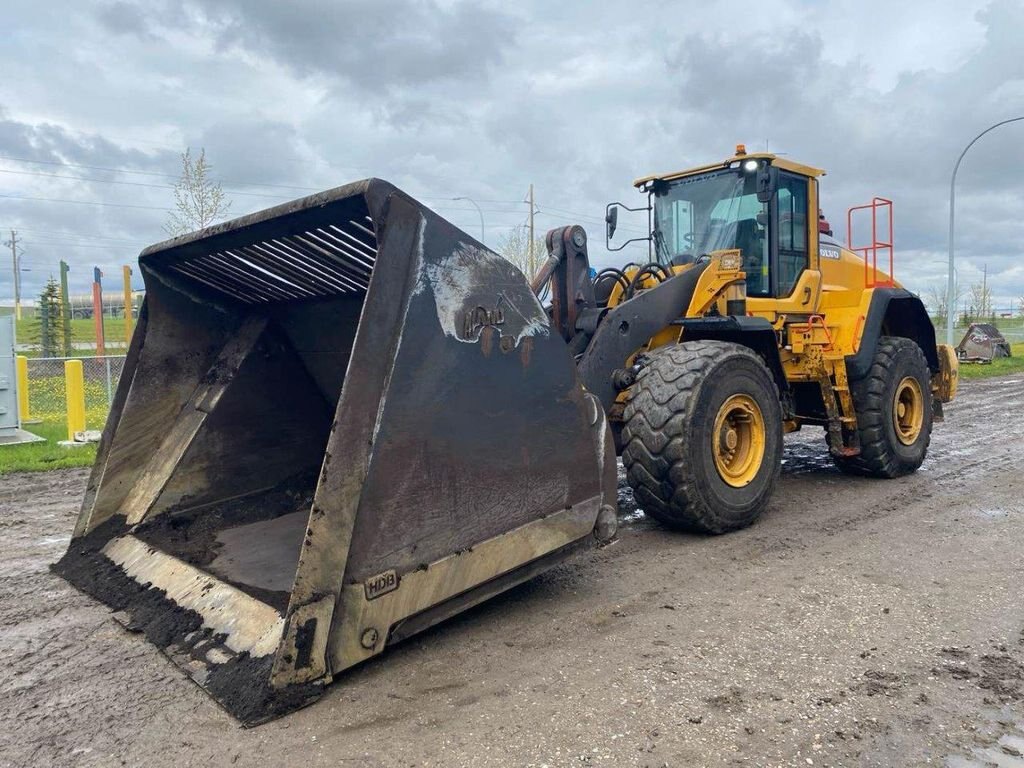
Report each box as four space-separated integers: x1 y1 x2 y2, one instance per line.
2 376 1024 767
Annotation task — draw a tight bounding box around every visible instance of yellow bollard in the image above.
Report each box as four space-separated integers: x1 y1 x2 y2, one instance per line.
16 355 29 422
65 359 86 441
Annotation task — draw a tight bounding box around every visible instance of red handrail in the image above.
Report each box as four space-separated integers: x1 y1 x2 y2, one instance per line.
846 197 894 288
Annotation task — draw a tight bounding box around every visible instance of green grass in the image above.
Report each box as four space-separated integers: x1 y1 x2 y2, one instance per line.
931 317 1024 331
15 317 130 352
0 421 97 474
957 343 1024 380
67 317 128 343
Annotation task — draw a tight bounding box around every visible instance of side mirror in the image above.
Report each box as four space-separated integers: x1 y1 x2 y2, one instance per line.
756 164 778 204
605 205 619 241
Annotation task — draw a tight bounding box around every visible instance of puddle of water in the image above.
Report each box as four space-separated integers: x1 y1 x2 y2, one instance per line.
615 490 648 527
37 535 70 547
780 441 838 476
951 744 1024 768
620 509 646 524
1002 734 1024 753
976 509 1012 520
945 707 1024 767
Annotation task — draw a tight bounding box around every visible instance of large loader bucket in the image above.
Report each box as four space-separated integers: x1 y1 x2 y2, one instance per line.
54 179 617 725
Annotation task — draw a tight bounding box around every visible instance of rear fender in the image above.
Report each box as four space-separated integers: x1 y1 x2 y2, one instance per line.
847 289 939 379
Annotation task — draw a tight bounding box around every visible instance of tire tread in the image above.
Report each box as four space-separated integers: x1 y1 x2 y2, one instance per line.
621 341 781 533
833 336 932 478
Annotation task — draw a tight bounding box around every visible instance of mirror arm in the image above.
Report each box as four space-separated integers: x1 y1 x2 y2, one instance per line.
605 200 653 250
606 235 652 253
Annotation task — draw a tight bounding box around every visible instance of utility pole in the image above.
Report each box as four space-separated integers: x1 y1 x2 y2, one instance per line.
5 229 21 320
60 260 72 355
527 184 535 277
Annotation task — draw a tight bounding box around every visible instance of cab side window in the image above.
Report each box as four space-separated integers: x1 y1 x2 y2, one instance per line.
672 199 694 258
776 174 808 295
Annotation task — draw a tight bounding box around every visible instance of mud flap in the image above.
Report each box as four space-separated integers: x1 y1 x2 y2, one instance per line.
54 179 617 725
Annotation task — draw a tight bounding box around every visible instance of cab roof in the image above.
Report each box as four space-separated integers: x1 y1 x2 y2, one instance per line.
633 150 826 189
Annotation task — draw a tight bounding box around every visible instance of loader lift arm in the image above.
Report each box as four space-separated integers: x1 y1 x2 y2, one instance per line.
532 225 783 416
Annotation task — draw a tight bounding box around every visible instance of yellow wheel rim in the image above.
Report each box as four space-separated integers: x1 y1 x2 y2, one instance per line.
712 394 766 487
893 376 924 445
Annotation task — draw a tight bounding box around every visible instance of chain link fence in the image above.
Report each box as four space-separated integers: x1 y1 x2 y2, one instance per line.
26 356 126 428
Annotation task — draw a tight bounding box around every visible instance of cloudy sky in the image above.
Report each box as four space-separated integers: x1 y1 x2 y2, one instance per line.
2 0 1023 312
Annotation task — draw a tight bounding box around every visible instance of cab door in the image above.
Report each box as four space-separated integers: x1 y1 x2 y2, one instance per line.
747 171 821 316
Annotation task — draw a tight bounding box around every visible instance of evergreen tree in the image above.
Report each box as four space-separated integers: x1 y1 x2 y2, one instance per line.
34 278 63 356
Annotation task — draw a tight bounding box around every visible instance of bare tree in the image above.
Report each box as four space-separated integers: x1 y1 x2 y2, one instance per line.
496 226 547 278
1018 295 1024 318
926 280 964 326
164 148 232 236
969 280 993 322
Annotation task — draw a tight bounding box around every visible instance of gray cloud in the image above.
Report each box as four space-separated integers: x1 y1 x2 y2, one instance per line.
1 0 1022 314
191 118 306 185
95 1 156 38
0 109 173 172
192 0 516 92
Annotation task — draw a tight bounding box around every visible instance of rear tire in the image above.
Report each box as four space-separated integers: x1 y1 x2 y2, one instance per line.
621 341 783 534
833 336 933 478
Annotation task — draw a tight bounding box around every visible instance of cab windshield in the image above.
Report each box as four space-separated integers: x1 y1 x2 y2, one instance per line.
652 168 769 294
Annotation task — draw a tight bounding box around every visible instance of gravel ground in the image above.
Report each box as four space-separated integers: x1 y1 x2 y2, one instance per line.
2 375 1023 768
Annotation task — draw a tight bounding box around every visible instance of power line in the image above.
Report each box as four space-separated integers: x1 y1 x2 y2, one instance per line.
0 154 528 204
23 241 141 252
11 232 147 245
0 193 173 211
0 153 301 185
3 158 647 247
0 182 528 219
0 168 292 199
0 227 148 244
23 235 143 247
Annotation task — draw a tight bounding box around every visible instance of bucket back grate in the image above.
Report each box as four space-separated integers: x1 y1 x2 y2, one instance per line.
167 216 378 304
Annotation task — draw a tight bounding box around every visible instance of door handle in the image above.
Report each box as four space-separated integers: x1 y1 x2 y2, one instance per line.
801 286 812 305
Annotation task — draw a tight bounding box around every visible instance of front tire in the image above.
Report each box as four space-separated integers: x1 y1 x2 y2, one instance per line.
621 341 783 534
833 336 933 478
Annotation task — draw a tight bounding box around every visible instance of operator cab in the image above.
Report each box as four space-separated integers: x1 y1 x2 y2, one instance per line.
606 146 822 300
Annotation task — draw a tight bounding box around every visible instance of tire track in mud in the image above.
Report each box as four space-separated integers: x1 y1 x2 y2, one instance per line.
1 379 1022 768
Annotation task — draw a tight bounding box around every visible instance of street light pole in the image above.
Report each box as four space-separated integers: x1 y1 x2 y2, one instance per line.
947 116 1024 345
452 196 485 246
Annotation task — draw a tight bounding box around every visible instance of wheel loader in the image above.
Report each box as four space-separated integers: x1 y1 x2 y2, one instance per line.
55 147 956 724
536 144 958 533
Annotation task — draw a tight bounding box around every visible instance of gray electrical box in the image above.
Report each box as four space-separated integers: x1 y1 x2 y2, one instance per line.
0 316 44 446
